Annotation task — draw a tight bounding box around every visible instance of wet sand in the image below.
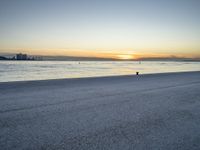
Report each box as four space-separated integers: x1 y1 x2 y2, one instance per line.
0 71 200 149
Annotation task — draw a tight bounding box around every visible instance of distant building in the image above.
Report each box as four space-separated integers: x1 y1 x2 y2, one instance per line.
16 53 27 60
0 56 8 60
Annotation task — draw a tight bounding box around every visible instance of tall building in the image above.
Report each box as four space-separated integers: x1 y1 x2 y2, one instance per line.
16 53 27 60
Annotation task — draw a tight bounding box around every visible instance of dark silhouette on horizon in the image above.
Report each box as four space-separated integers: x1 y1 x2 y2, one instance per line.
0 53 36 61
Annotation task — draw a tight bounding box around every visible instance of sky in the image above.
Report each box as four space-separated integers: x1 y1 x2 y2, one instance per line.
0 0 200 59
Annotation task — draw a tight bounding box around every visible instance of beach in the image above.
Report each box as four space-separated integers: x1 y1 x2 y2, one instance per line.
0 71 200 149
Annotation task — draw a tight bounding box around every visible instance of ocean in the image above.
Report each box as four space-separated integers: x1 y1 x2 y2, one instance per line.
0 61 200 82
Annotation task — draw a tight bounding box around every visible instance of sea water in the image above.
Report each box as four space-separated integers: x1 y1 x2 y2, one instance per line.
0 61 200 82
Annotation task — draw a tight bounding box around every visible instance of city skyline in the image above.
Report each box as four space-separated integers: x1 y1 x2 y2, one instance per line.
0 0 200 59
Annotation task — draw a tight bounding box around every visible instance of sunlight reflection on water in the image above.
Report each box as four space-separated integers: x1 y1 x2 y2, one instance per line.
0 61 200 82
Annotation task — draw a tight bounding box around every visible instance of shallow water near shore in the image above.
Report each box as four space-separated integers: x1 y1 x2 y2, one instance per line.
0 61 200 82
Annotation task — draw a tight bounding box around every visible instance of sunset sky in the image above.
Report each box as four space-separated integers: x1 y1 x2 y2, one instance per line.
0 0 200 59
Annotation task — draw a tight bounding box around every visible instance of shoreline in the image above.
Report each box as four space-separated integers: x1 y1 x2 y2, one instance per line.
0 70 200 84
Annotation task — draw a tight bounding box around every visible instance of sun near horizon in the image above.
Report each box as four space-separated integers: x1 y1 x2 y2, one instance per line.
0 0 200 59
116 54 135 60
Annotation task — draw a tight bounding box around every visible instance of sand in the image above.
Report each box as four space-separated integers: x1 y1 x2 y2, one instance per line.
0 71 200 150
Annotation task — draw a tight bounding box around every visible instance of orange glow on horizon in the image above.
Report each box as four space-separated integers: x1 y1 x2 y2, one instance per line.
1 48 200 59
117 54 134 60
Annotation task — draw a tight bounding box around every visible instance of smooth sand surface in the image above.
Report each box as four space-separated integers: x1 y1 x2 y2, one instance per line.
0 71 200 150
